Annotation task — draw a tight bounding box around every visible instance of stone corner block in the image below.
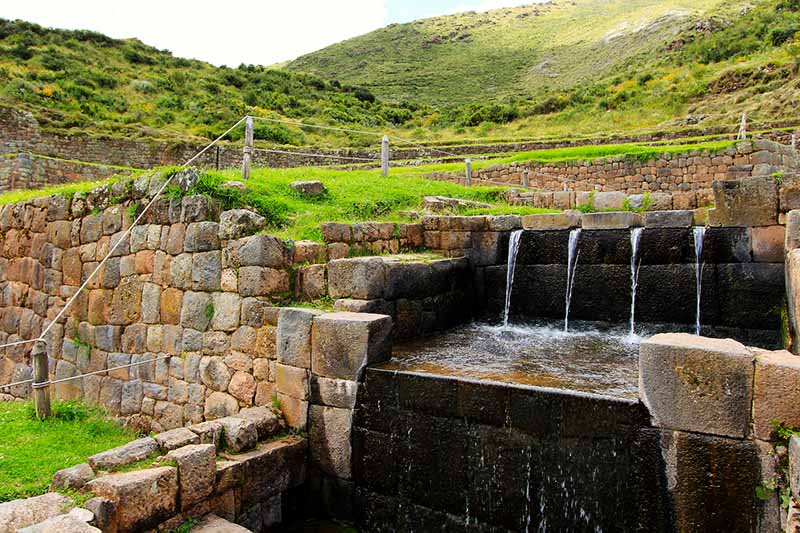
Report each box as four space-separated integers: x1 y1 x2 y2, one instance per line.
311 312 392 380
581 211 642 230
153 427 200 452
521 211 581 231
217 416 259 452
639 333 754 438
753 349 800 440
309 404 353 480
327 257 386 300
165 443 216 511
277 307 324 368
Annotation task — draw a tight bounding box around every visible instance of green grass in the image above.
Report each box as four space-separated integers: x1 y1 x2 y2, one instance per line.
0 179 112 206
176 166 511 241
0 400 137 502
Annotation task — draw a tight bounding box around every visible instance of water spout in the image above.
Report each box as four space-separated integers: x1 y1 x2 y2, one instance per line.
629 228 643 337
564 228 582 332
693 227 706 336
503 230 523 328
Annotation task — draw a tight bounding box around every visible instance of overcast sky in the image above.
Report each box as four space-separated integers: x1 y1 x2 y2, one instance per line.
1 0 541 66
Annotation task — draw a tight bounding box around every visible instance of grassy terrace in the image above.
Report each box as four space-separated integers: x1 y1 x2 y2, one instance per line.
0 401 136 502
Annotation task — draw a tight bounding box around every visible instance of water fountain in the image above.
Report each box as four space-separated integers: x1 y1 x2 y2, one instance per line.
503 230 523 327
629 228 643 336
564 228 581 332
693 226 706 336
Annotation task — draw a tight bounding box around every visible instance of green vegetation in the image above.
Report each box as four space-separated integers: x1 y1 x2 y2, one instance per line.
756 420 800 508
0 179 110 206
0 400 136 502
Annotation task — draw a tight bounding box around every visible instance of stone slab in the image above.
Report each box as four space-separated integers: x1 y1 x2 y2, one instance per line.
581 211 642 230
753 350 800 440
520 211 581 231
644 210 694 228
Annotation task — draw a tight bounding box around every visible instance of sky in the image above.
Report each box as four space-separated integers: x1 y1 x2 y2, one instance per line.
0 0 541 67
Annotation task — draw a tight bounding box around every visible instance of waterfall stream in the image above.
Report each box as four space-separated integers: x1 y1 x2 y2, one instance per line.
629 228 643 337
503 230 523 328
693 227 706 336
564 228 582 332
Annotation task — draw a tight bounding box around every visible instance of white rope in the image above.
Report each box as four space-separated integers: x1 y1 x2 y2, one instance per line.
251 146 378 162
0 116 248 352
0 353 172 391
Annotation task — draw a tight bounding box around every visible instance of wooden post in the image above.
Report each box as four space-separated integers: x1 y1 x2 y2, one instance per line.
737 113 747 140
465 158 472 186
381 135 390 177
32 340 50 420
522 169 530 188
242 116 254 180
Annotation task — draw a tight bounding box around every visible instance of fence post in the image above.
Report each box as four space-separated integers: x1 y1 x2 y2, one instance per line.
32 340 50 420
737 113 747 140
242 116 254 180
381 135 390 177
522 169 530 188
465 158 472 186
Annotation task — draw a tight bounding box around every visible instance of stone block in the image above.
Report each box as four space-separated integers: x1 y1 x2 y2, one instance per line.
485 215 521 232
581 211 642 230
50 463 94 492
295 264 327 300
83 498 115 533
86 467 177 532
204 391 239 420
16 511 100 532
0 493 73 533
644 210 694 228
521 211 581 230
210 292 240 332
311 376 358 409
593 191 626 210
218 209 266 240
232 406 281 440
184 222 220 252
237 234 291 268
192 514 251 533
166 443 216 510
321 222 353 243
753 350 800 440
310 405 353 479
277 308 323 368
649 192 673 211
154 427 200 452
710 176 778 227
188 420 224 448
181 291 212 332
192 251 221 291
199 356 231 392
311 312 392 381
109 277 142 326
751 225 785 262
160 288 183 325
87 438 160 473
218 416 258 452
791 436 800 499
640 333 754 438
327 258 385 299
276 363 310 400
278 393 308 430
238 266 290 297
228 371 256 404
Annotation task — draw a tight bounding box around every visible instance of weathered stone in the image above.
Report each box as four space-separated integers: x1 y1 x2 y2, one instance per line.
644 210 694 228
233 406 281 440
291 180 327 197
120 379 143 416
192 251 221 291
192 513 251 533
204 391 239 420
310 405 353 479
238 266 290 296
640 333 754 438
87 438 158 472
753 350 800 440
293 240 327 264
649 192 674 211
160 288 183 325
184 222 220 252
275 363 310 400
181 291 213 332
311 312 392 380
0 493 73 533
295 264 327 300
751 225 785 263
592 191 626 210
218 209 266 240
50 463 94 492
16 512 99 533
86 467 177 532
218 416 258 452
82 498 115 533
790 436 800 499
199 356 231 391
311 376 359 409
709 176 778 227
154 427 200 452
188 419 224 448
277 308 322 369
237 234 291 268
166 443 216 510
521 211 581 230
211 292 240 331
581 211 642 230
332 298 393 315
154 400 183 430
328 258 385 299
228 371 256 404
277 393 308 430
109 277 142 325
486 215 521 232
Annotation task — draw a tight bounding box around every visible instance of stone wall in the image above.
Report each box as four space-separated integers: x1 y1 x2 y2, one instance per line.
0 153 135 193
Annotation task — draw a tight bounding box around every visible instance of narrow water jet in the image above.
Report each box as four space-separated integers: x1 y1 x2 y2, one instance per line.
564 228 581 332
503 230 523 327
629 227 644 336
693 226 706 335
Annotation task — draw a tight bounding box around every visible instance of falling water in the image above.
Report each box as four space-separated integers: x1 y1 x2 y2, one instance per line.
503 230 523 328
629 228 644 336
693 227 706 335
564 229 582 332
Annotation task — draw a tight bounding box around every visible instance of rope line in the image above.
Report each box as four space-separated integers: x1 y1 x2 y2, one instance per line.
0 353 172 391
0 116 248 352
251 147 378 162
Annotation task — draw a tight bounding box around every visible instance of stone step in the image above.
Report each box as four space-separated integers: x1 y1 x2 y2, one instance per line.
192 513 253 532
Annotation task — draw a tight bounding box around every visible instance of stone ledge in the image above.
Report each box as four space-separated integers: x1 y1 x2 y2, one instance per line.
581 211 643 230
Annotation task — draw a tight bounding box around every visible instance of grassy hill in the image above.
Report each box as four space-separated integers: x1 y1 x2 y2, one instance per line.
1 1 799 151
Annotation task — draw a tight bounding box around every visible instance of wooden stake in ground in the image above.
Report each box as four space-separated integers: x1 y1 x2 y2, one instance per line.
465 158 472 186
737 113 747 140
522 169 530 188
32 340 50 420
242 116 254 180
381 135 390 177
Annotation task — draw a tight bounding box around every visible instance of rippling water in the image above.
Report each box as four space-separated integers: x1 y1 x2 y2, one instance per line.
383 320 673 399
